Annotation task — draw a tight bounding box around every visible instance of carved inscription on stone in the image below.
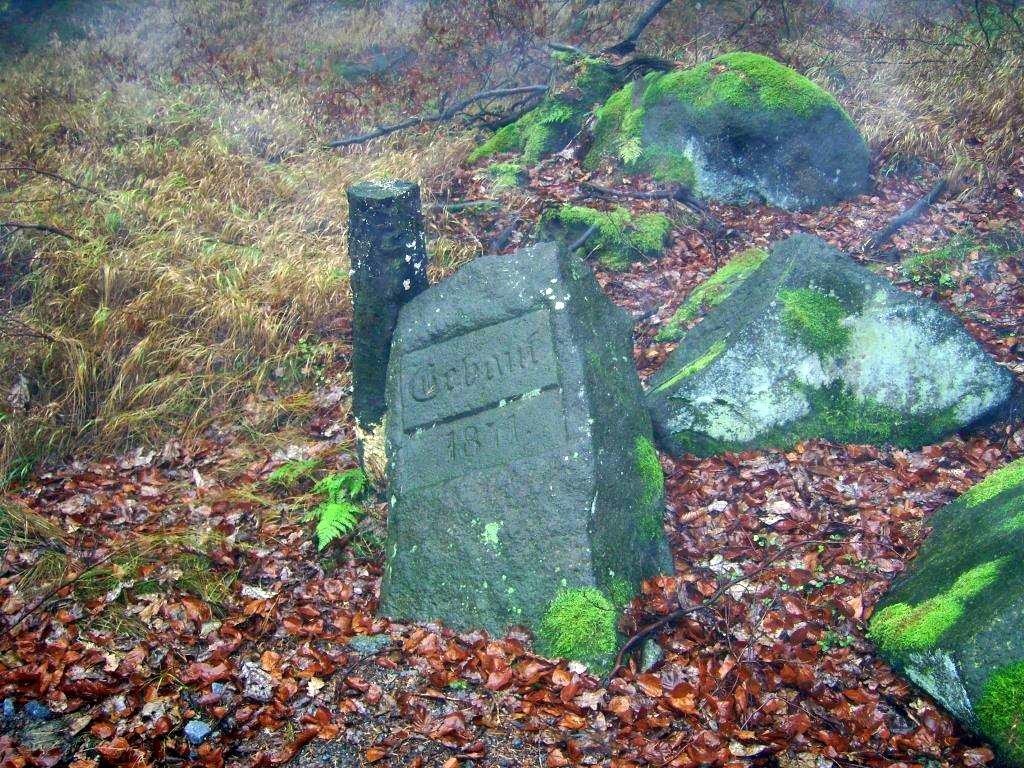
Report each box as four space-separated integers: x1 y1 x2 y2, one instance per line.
400 309 558 430
395 310 565 492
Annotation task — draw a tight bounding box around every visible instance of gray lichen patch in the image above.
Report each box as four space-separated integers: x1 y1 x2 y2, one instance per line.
647 234 1013 457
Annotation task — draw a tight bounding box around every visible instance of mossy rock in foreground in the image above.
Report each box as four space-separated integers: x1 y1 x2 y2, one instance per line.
586 52 870 211
537 204 671 270
870 458 1024 766
646 234 1013 457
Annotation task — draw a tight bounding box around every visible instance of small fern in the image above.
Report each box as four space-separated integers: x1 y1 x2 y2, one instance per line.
313 467 369 503
311 468 370 550
267 458 323 489
315 500 362 550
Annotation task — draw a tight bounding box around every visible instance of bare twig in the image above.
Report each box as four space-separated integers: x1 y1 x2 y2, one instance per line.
863 178 948 252
1 220 79 241
607 539 831 680
325 85 550 149
0 165 102 195
568 223 599 253
603 0 675 55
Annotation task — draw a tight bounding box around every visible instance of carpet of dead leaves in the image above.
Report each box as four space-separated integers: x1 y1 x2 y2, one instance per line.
2 149 1023 768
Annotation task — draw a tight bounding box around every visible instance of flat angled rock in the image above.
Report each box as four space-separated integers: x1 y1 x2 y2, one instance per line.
380 243 672 672
647 234 1013 456
870 458 1024 767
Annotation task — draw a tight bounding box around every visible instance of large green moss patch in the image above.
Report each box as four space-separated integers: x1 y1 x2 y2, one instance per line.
978 661 1024 765
538 204 670 270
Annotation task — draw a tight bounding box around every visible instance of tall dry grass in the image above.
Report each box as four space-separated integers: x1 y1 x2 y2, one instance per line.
0 1 473 480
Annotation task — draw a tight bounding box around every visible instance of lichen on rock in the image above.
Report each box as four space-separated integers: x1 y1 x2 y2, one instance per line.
537 204 671 270
646 234 1013 457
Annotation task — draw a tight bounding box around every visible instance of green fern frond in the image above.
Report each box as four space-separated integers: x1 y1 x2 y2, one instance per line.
315 500 362 550
313 468 369 503
618 136 643 165
267 458 322 488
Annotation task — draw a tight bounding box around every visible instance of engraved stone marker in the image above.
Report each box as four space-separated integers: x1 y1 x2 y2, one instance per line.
380 243 673 670
347 180 428 475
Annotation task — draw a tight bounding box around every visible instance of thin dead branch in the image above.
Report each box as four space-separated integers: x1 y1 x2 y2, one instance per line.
603 0 675 55
325 85 550 149
580 182 725 235
1 220 79 241
863 178 948 252
0 165 102 196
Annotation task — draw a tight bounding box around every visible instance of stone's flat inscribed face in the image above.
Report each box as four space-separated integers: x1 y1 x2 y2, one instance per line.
399 309 559 430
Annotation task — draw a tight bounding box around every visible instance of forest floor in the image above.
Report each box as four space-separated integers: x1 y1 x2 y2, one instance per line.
3 153 1023 768
2 3 1024 767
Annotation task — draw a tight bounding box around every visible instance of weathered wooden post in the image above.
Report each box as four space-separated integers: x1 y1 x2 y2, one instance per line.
347 180 428 486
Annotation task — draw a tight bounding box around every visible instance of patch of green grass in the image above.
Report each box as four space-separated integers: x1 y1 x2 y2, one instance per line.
868 557 1005 654
657 248 768 341
977 661 1024 765
538 587 618 671
779 288 850 357
901 234 976 284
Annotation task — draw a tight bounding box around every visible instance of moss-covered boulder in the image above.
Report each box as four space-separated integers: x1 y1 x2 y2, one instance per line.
870 458 1024 766
537 204 671 270
646 234 1013 456
586 52 870 210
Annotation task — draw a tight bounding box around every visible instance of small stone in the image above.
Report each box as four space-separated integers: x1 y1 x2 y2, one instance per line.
239 661 275 703
24 700 52 720
641 639 665 671
184 719 213 746
2 698 15 719
346 634 390 656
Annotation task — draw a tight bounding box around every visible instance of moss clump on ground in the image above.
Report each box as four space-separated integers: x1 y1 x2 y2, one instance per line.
538 587 618 670
484 162 525 189
977 661 1024 765
960 457 1024 508
541 204 670 270
779 288 850 356
634 435 664 507
657 248 768 341
868 558 1006 654
652 339 726 393
900 233 976 284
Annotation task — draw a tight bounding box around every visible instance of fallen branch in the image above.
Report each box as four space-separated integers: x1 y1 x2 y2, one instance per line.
603 0 675 55
0 164 102 195
1 220 79 240
863 177 948 252
568 223 599 253
325 85 549 149
607 539 830 680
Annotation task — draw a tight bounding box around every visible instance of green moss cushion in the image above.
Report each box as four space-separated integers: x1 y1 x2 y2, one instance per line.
586 52 870 210
646 234 1013 457
870 458 1024 766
